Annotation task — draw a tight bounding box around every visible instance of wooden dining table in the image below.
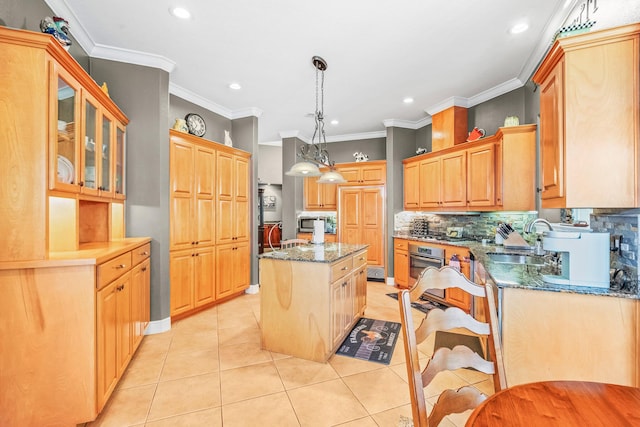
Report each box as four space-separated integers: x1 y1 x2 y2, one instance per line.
465 380 640 426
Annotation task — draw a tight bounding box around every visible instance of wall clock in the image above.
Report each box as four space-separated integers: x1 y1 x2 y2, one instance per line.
185 113 206 137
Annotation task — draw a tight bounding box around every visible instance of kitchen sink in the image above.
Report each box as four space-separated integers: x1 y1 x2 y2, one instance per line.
487 253 546 266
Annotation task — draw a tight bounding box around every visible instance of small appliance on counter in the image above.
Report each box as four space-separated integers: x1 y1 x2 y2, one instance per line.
541 231 610 288
311 219 325 244
298 213 336 234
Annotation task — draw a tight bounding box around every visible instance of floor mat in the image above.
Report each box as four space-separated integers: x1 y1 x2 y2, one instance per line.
335 317 401 365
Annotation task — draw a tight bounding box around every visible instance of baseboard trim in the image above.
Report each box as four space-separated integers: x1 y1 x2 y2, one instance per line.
246 284 260 294
144 317 171 335
386 277 395 286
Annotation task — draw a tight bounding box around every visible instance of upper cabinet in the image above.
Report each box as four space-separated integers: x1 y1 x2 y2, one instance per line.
336 161 386 185
532 23 640 208
304 170 337 210
403 125 536 212
0 27 129 262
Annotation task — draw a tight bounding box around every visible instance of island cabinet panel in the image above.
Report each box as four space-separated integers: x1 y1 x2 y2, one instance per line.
502 287 639 387
260 248 368 362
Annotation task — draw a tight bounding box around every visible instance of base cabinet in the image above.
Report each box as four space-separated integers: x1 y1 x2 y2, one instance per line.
393 238 410 288
216 242 250 299
170 246 216 316
0 239 150 426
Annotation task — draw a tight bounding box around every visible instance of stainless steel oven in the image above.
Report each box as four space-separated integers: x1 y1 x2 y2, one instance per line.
408 243 446 301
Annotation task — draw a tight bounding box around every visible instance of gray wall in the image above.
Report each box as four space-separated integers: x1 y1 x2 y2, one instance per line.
323 137 386 162
258 145 283 185
90 58 172 322
170 95 232 144
281 137 306 239
0 0 89 69
385 127 418 276
468 87 526 136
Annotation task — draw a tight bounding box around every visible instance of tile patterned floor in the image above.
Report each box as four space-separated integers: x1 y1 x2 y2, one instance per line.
86 282 493 427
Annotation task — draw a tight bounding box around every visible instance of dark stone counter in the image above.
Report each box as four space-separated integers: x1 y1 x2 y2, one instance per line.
394 234 639 300
258 243 368 263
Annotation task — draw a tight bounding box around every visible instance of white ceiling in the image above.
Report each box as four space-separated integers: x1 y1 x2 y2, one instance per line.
45 0 578 144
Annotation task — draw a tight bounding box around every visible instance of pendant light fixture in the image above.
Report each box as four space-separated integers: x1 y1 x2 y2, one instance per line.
285 56 346 183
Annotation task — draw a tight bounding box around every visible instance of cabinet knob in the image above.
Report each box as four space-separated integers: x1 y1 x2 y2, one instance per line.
79 181 84 187
114 264 126 269
195 253 199 256
341 266 349 271
141 267 147 272
141 251 149 255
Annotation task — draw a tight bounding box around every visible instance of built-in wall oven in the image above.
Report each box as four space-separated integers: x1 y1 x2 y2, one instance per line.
408 243 446 302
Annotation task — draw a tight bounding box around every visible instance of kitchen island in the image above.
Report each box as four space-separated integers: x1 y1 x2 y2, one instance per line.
395 234 640 387
259 243 368 362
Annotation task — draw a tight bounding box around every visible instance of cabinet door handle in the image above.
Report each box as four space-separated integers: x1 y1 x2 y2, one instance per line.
342 281 348 287
114 264 127 269
141 251 149 256
341 266 349 271
79 181 84 187
141 267 147 272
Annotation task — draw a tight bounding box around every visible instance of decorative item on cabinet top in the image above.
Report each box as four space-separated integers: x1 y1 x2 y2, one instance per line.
172 118 189 133
40 16 71 49
185 113 206 137
466 127 485 142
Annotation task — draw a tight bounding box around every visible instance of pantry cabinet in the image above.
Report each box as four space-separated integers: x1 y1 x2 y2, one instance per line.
403 125 535 212
532 23 640 208
169 130 251 319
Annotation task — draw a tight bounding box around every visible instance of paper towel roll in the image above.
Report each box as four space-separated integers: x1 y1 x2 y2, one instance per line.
312 220 325 244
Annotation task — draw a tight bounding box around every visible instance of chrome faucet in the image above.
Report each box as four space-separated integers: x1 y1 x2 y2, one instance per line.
525 218 554 234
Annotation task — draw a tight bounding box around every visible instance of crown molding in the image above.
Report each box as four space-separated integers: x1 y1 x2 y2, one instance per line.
425 96 471 116
170 83 233 118
383 116 432 130
91 44 176 73
275 129 386 145
231 107 263 119
467 78 525 107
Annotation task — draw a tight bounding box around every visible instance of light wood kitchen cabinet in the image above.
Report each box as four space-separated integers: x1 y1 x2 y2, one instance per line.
403 161 420 209
217 149 250 244
331 271 354 348
339 186 385 269
297 232 337 242
216 241 250 299
403 125 535 211
260 248 368 362
131 256 151 350
304 170 337 210
443 246 472 312
169 246 216 316
97 271 131 410
393 238 410 288
0 27 129 262
169 130 251 318
336 160 386 184
353 252 368 315
532 23 640 208
169 134 215 251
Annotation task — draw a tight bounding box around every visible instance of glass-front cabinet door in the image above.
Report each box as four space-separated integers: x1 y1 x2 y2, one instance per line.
114 124 126 199
81 94 100 195
51 64 81 192
99 113 114 198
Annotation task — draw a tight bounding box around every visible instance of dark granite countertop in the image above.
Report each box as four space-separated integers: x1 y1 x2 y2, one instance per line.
258 243 368 263
394 234 639 300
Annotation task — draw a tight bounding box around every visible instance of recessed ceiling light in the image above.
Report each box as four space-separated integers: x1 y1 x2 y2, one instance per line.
229 83 242 90
170 7 191 19
403 97 414 104
510 22 529 34
331 119 339 125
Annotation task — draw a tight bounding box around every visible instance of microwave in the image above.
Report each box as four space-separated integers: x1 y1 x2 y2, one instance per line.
298 216 336 234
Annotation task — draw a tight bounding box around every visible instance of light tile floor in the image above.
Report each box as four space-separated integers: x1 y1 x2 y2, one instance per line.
86 281 493 427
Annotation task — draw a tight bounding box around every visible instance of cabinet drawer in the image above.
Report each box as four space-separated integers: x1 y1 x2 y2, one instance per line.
352 250 367 269
132 243 151 266
331 257 353 282
98 252 132 289
394 239 408 251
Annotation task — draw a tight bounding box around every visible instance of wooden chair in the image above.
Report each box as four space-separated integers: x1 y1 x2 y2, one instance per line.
398 266 506 427
279 239 309 249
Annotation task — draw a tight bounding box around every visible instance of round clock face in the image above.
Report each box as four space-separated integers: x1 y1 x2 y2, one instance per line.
185 113 206 137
